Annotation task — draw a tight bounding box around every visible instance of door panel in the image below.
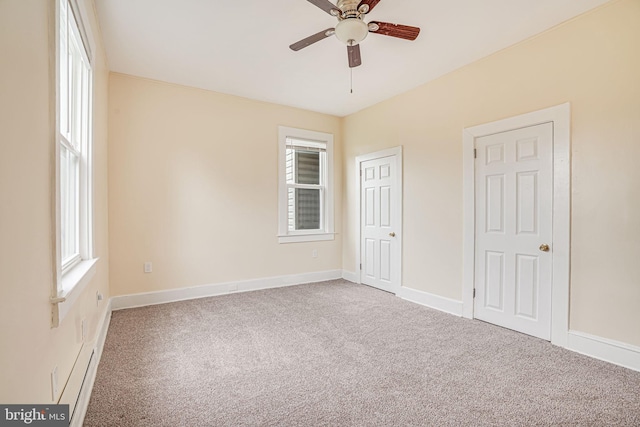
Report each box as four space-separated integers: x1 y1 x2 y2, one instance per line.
475 122 553 340
380 186 391 227
365 187 375 226
515 254 538 319
516 172 538 234
484 251 504 310
361 155 399 294
380 241 391 281
364 238 375 278
486 174 505 233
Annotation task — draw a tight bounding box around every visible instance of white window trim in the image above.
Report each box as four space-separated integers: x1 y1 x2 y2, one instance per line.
278 126 335 244
51 0 98 327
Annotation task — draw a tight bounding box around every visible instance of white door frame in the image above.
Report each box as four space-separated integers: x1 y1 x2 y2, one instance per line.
462 103 571 347
355 146 403 292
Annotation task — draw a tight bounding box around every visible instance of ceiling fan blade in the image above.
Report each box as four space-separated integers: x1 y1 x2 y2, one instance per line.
347 44 362 68
369 21 420 40
289 28 335 51
357 0 381 14
306 0 340 15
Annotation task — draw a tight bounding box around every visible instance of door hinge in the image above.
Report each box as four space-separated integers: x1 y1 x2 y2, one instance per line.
360 169 362 177
360 263 362 270
473 288 476 298
474 148 477 159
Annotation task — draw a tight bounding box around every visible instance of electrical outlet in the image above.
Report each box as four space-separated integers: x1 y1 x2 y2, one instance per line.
144 262 152 273
312 249 318 258
51 367 58 401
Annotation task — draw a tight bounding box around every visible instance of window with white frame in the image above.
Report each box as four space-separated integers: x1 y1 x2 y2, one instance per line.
278 127 334 243
56 0 94 296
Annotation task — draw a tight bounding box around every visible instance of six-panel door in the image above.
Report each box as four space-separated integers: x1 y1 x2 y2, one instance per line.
474 123 553 340
361 156 399 294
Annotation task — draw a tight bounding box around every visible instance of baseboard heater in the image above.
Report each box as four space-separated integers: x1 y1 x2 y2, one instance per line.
59 345 95 426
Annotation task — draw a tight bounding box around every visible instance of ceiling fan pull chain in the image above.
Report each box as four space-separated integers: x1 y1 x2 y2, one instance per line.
350 63 354 93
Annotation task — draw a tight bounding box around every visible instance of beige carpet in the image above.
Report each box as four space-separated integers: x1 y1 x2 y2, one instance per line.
84 280 640 426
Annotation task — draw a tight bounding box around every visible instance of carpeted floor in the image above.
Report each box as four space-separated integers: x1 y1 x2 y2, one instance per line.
84 280 640 426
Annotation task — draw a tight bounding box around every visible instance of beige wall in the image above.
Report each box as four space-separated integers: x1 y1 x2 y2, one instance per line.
1 0 637 407
0 0 110 403
108 74 342 296
342 0 640 346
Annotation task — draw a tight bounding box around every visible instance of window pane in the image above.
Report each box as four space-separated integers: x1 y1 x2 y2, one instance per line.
285 148 295 184
60 145 79 265
287 188 295 231
59 0 69 139
69 29 85 152
296 151 320 185
295 188 321 230
287 188 322 231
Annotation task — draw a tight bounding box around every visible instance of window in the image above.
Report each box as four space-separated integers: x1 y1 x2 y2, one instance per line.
55 0 95 305
278 127 334 243
286 141 324 231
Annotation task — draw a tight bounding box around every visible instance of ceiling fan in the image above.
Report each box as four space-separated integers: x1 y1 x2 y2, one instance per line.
290 0 421 68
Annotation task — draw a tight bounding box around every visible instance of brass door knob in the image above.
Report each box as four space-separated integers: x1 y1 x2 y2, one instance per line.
539 244 550 252
389 232 396 237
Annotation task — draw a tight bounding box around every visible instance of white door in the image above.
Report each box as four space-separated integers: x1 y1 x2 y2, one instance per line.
361 155 400 294
474 122 553 340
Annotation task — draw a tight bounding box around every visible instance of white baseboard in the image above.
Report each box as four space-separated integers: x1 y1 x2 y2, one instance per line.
397 286 463 317
111 270 343 310
342 270 359 283
69 298 112 427
567 330 640 372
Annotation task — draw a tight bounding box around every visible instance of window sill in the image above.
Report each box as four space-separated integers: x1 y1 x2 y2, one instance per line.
278 233 335 244
51 258 99 327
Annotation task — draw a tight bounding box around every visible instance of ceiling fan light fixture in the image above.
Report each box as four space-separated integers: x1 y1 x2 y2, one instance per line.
290 0 421 68
334 19 369 45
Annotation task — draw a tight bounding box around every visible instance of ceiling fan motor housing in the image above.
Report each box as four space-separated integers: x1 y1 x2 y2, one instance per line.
337 0 362 17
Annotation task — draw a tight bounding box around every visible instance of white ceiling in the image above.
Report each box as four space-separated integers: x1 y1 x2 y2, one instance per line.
94 0 610 117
